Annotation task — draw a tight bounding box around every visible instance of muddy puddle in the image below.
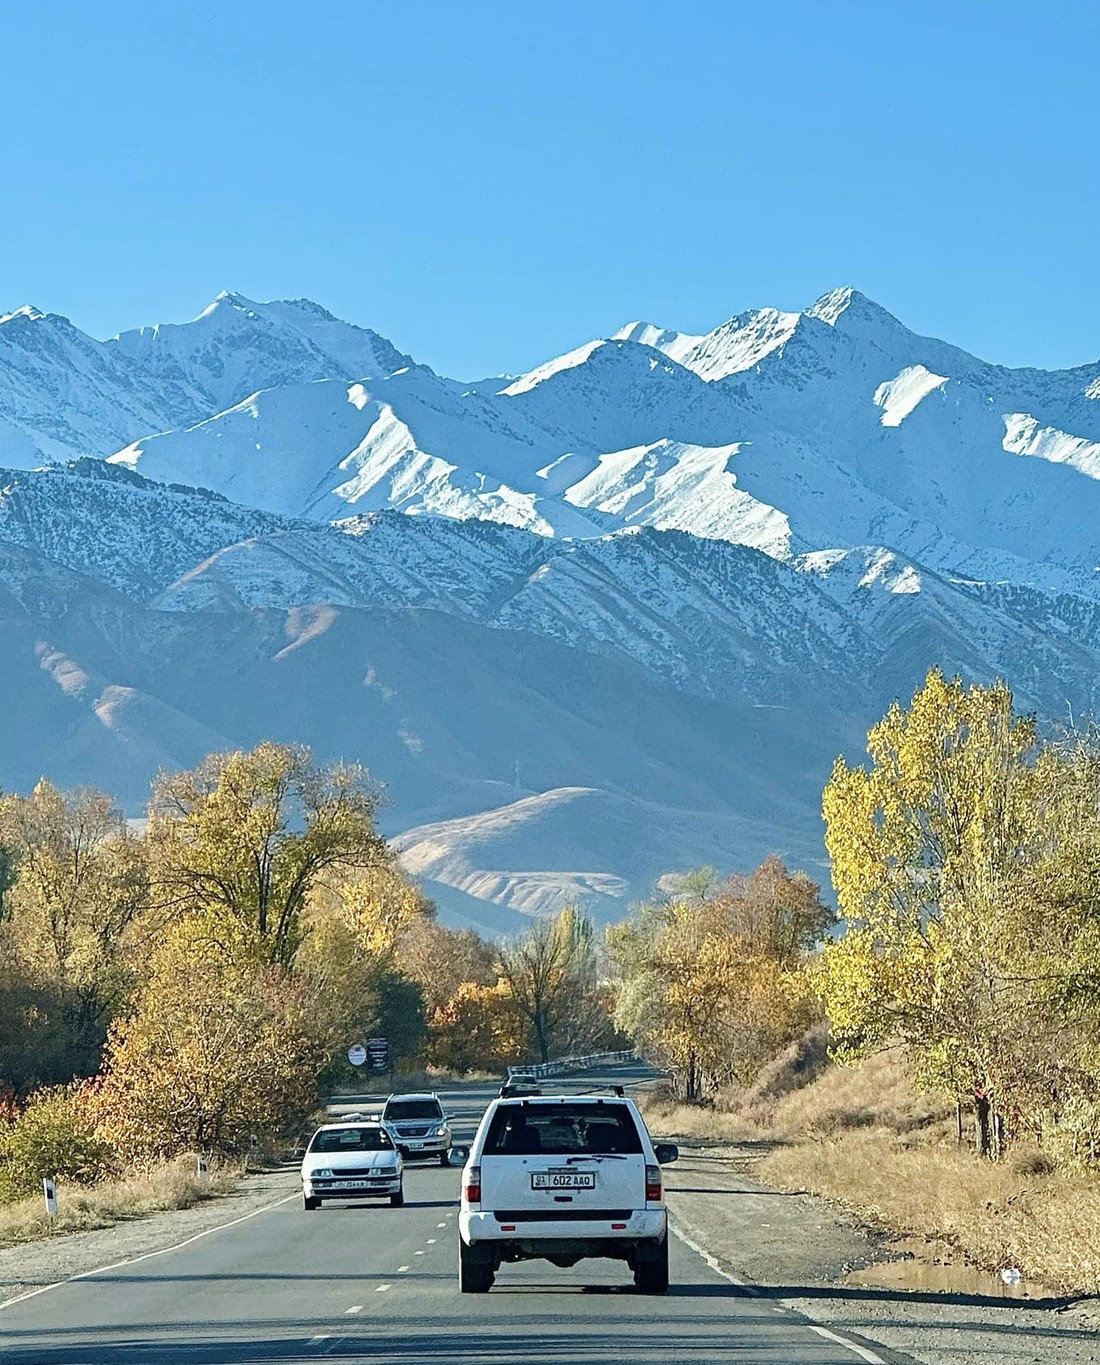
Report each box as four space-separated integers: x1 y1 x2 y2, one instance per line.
846 1241 1056 1300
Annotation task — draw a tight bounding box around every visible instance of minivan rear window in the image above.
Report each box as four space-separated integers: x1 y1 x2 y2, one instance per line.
483 1102 642 1156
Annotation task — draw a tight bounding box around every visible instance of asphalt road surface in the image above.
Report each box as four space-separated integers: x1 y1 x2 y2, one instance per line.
0 1065 916 1364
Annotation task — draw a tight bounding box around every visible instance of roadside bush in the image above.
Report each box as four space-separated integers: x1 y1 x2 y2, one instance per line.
1043 1096 1100 1174
0 1085 112 1202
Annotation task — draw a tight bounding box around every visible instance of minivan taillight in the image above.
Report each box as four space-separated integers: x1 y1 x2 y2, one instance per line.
645 1164 662 1202
464 1166 481 1205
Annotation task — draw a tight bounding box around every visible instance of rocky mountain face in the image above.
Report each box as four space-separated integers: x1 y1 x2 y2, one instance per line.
0 288 1097 930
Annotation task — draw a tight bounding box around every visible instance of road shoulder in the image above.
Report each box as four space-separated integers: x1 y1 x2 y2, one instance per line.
663 1141 1100 1365
0 1168 299 1309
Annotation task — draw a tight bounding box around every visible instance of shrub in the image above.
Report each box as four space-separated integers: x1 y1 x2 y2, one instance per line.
0 1086 112 1202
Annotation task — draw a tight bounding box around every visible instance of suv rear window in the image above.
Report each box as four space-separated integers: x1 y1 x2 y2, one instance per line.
385 1099 443 1121
483 1102 643 1156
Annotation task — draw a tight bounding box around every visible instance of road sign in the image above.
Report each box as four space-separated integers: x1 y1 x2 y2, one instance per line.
42 1177 57 1216
347 1043 367 1067
366 1037 390 1072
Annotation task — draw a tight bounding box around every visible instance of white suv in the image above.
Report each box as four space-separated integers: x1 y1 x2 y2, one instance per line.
458 1093 678 1293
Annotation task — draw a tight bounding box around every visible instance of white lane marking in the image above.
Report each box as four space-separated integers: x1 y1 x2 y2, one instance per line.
345 1305 363 1314
397 1265 410 1272
413 1250 425 1256
810 1326 887 1364
437 1222 446 1228
0 1190 301 1312
426 1238 437 1244
375 1283 392 1292
670 1222 758 1294
309 1335 331 1344
670 1223 887 1365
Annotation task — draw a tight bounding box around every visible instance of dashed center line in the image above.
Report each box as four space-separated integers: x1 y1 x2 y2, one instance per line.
376 1283 392 1293
413 1250 425 1256
437 1222 446 1228
397 1265 410 1273
426 1238 437 1244
344 1306 363 1314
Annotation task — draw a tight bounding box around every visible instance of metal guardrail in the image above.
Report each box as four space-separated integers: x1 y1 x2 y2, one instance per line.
507 1049 635 1080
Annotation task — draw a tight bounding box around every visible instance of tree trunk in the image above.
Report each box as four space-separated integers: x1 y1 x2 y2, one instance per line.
975 1093 992 1158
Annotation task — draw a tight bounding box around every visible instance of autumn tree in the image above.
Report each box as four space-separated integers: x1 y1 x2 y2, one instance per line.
496 909 614 1064
396 916 496 1016
0 782 149 1080
148 743 386 967
609 860 828 1100
90 915 322 1159
427 980 527 1073
818 669 1086 1156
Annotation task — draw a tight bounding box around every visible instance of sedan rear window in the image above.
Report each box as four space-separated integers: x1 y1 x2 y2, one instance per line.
483 1102 643 1156
309 1127 393 1152
385 1099 444 1121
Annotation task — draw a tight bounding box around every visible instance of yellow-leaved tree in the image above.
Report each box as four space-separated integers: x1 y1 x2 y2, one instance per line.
148 743 386 968
609 859 828 1099
90 915 321 1159
819 668 1070 1155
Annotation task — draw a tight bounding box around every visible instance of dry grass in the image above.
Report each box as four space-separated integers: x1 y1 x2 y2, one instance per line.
640 1036 1100 1297
0 1156 239 1249
759 1129 1100 1295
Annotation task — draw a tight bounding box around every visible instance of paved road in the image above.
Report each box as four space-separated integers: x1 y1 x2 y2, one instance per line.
0 1066 914 1364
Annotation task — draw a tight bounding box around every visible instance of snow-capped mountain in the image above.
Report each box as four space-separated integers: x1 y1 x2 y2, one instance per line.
0 292 413 467
1 285 1099 927
88 285 1100 601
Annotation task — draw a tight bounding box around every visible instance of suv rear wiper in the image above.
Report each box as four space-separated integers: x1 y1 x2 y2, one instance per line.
564 1153 629 1162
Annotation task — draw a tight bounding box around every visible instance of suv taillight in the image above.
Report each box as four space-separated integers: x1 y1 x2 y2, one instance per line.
464 1166 481 1205
645 1164 662 1202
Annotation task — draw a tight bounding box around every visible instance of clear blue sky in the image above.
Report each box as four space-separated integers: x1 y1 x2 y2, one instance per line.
2 0 1097 378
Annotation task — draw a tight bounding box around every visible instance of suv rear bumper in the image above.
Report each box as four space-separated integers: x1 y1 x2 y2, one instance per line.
461 1207 666 1245
394 1137 449 1156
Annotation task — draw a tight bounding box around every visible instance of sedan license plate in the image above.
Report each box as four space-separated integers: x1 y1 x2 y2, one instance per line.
339 1180 371 1189
531 1171 596 1190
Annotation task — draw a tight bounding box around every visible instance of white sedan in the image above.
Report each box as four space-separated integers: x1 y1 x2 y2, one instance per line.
301 1121 404 1210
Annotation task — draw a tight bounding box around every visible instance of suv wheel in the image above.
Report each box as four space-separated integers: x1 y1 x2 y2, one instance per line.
390 1185 405 1208
633 1234 669 1294
459 1238 494 1293
303 1195 321 1211
439 1151 450 1167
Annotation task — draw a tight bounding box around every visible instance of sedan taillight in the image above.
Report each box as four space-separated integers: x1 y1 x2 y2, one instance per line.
464 1166 481 1204
645 1164 662 1202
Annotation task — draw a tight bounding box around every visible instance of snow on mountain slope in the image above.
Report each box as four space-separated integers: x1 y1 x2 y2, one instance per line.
91 285 1100 601
0 306 200 466
1002 412 1100 479
0 292 416 469
560 439 793 555
108 292 413 418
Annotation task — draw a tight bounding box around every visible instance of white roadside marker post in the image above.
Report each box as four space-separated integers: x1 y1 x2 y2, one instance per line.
197 1156 210 1178
42 1177 58 1221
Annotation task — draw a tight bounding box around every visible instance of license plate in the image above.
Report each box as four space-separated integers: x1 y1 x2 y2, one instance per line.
339 1180 372 1189
531 1171 596 1190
